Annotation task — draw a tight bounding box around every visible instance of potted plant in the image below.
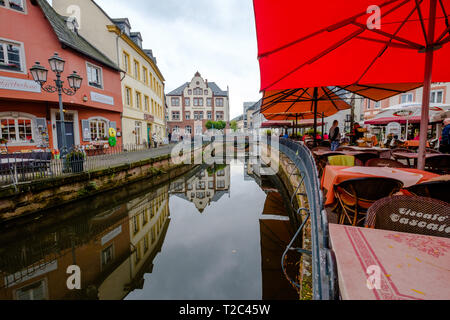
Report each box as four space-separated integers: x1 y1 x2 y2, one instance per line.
66 148 85 173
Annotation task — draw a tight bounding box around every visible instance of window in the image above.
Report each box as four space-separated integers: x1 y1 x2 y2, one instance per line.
193 98 203 106
90 119 107 141
206 98 212 107
142 210 148 225
188 89 192 95
134 244 141 265
204 90 208 95
374 101 381 109
217 180 226 188
16 280 46 300
144 96 149 112
194 111 203 120
101 245 114 267
184 98 190 107
185 126 192 135
366 101 371 110
197 181 206 189
144 235 149 252
401 93 413 103
208 181 214 189
135 121 142 145
143 67 148 85
194 88 203 95
171 97 180 106
216 112 224 121
217 170 225 177
1 0 25 12
123 52 130 73
430 90 444 103
0 40 23 72
172 111 180 120
0 118 33 144
185 112 190 120
216 98 224 107
124 87 132 106
86 63 103 88
132 215 139 234
134 60 140 80
135 91 142 109
207 111 212 120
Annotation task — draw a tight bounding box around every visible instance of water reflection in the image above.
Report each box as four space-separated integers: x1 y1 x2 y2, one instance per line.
0 162 300 300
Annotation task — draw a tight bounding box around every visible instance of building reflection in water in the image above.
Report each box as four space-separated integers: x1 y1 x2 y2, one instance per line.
169 165 231 214
0 182 171 300
0 162 299 300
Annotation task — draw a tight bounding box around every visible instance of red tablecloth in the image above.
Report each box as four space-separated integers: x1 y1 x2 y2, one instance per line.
321 166 439 206
329 224 450 300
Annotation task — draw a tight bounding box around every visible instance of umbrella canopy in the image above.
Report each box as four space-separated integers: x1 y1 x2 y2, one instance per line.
254 0 449 91
261 87 352 119
365 104 450 124
253 0 450 169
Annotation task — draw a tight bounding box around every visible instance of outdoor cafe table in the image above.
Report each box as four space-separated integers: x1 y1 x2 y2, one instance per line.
329 224 450 300
392 152 444 167
321 166 439 207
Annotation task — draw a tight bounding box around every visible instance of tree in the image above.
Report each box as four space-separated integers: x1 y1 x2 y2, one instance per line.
230 120 238 132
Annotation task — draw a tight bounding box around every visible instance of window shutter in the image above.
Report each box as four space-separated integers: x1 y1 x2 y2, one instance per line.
82 120 91 142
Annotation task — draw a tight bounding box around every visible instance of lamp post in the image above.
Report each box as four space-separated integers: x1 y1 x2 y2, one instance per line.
30 53 82 157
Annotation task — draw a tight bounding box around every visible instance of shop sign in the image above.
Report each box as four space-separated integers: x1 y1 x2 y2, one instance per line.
387 122 401 136
144 114 154 122
393 110 414 117
0 76 41 93
91 92 114 106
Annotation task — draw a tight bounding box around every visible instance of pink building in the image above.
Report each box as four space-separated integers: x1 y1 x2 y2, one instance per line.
0 0 123 153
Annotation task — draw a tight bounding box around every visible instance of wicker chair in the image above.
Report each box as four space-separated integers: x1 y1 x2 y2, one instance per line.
406 180 450 203
353 153 379 166
334 177 404 226
425 155 450 175
365 195 450 238
366 158 408 168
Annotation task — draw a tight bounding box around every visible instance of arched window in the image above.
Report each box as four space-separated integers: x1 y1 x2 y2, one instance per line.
0 117 33 144
185 126 192 135
89 118 108 141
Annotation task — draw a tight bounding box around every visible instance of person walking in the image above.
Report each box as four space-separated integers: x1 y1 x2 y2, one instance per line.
329 120 341 151
440 118 450 154
168 131 172 143
152 133 158 148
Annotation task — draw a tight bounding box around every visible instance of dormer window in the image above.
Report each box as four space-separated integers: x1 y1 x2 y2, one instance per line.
0 0 25 12
66 17 79 33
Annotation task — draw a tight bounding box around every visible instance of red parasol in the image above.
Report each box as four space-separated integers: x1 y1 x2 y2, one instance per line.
254 0 450 169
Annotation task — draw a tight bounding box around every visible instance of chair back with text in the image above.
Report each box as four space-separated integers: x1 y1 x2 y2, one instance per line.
365 196 450 238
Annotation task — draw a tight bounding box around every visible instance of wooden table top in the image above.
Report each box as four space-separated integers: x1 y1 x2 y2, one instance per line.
329 224 450 300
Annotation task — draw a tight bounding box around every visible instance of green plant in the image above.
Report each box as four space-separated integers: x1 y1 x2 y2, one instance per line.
230 120 238 132
0 138 7 145
265 130 272 135
66 149 86 163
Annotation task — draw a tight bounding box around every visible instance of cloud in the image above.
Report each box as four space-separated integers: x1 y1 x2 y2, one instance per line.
95 0 262 119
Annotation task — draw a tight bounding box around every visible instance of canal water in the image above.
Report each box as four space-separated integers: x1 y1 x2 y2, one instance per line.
0 161 301 300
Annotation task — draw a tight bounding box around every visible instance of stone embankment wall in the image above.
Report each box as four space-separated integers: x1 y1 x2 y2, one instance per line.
0 148 202 222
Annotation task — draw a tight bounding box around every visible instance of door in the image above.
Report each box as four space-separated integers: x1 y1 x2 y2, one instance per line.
56 121 75 151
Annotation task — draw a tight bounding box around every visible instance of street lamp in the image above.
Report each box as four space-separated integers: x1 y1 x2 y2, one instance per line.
30 52 82 157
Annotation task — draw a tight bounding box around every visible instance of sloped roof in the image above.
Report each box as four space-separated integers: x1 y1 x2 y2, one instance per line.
35 0 119 71
166 81 228 97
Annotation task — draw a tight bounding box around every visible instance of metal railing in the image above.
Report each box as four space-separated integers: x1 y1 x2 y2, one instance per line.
269 138 337 300
0 144 174 187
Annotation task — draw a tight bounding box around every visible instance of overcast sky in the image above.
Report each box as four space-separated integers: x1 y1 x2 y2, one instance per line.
94 0 262 119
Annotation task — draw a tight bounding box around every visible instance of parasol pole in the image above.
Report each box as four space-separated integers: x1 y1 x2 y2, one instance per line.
321 112 325 140
313 87 319 147
418 0 437 170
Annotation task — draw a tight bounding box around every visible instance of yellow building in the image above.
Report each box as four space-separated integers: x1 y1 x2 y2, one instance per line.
52 0 166 146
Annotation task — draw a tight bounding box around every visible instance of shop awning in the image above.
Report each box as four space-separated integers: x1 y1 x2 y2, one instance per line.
364 105 450 125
